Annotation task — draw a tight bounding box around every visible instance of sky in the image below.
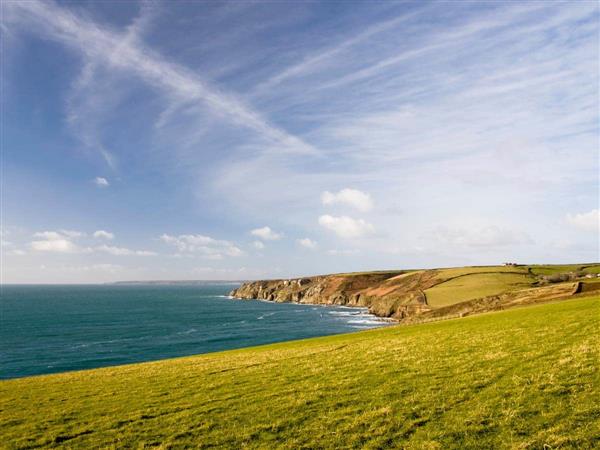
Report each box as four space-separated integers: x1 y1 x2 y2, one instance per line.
1 0 598 283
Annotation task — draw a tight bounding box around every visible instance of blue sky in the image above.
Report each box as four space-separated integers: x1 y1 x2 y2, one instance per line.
1 0 598 283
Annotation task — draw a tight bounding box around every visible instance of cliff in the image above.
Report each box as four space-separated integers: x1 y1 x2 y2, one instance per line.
230 264 599 321
230 269 458 320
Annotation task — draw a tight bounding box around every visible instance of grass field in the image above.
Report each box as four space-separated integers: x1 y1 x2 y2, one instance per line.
434 266 530 276
424 272 533 307
1 295 598 449
528 264 598 276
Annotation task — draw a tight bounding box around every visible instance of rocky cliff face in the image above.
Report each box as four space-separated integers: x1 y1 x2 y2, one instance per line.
230 267 589 321
230 271 436 319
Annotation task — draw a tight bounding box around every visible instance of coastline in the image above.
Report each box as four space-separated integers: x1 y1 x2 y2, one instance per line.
231 294 395 327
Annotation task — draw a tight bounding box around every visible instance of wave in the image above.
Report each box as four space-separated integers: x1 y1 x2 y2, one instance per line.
257 312 277 320
347 319 383 325
177 328 197 335
328 311 360 317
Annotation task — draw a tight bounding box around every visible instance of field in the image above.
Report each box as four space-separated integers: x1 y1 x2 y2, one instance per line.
422 264 599 309
424 272 532 307
528 264 597 276
1 295 598 449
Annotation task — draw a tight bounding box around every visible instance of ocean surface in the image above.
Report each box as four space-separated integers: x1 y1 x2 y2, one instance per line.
0 284 389 379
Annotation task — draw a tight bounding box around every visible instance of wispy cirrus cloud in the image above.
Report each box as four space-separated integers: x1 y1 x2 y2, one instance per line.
253 5 428 94
4 0 318 160
212 1 598 232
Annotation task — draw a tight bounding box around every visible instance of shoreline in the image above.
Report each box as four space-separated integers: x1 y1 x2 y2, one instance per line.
231 294 395 322
230 296 395 331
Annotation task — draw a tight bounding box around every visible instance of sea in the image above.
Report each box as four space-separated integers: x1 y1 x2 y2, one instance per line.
0 284 389 379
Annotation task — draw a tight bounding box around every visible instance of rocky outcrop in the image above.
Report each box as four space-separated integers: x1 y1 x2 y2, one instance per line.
230 270 438 320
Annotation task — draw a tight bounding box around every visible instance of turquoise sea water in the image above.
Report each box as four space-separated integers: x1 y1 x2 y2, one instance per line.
0 284 388 379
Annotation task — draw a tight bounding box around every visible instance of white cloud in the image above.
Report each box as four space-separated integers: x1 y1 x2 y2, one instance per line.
566 209 599 232
95 245 156 256
250 226 283 241
30 230 86 253
321 188 373 212
31 238 79 253
7 249 27 256
318 215 375 239
160 233 243 258
93 177 109 187
30 230 154 256
297 238 317 249
252 240 265 250
93 230 115 240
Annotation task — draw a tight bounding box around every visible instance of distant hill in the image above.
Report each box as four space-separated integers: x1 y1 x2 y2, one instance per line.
231 263 600 321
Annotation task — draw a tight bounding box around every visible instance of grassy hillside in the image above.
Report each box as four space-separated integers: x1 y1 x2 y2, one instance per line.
424 272 532 307
1 295 598 449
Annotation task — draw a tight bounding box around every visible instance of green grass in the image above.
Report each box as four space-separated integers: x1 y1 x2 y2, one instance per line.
425 272 534 308
582 265 600 274
528 264 595 276
1 296 598 449
435 265 530 277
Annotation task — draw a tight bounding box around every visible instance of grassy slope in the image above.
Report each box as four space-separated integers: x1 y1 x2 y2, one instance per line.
422 264 600 309
528 264 598 276
1 296 598 449
424 272 533 307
